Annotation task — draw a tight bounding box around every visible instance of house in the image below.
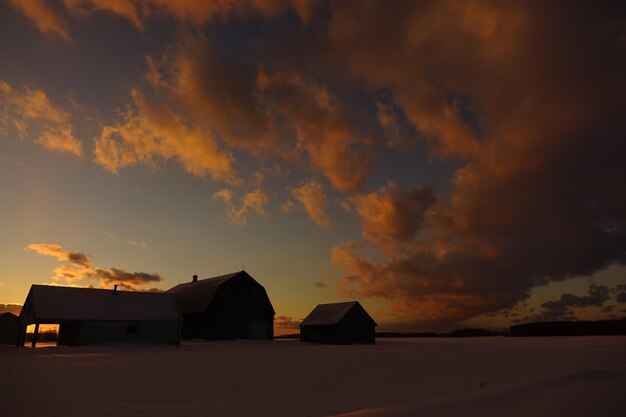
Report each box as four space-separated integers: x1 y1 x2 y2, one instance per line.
300 301 376 344
17 285 181 347
167 270 275 340
0 312 19 345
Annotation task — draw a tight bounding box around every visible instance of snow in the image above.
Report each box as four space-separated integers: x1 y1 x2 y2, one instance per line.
1 336 625 416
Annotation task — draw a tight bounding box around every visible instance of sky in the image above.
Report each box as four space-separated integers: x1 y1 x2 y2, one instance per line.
0 0 625 334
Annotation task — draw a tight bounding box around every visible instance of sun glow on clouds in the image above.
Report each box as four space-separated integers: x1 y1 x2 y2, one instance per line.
213 188 270 226
27 243 162 291
0 80 83 157
5 1 626 329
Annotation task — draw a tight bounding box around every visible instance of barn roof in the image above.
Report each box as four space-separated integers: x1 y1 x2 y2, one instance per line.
166 271 242 314
300 301 376 326
21 285 179 323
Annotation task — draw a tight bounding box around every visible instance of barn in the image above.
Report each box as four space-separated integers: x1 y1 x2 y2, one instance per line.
0 312 19 345
300 301 376 344
167 270 275 340
17 285 181 347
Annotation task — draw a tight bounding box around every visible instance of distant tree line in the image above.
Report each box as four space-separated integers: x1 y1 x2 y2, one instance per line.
510 318 626 336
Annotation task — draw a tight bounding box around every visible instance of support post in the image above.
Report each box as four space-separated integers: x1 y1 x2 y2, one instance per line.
31 323 39 348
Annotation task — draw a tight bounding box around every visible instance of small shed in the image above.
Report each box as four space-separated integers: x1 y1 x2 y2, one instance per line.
167 270 275 340
300 301 376 344
0 312 19 345
18 285 181 346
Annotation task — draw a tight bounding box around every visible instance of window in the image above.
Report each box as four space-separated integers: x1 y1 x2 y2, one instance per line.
126 324 138 334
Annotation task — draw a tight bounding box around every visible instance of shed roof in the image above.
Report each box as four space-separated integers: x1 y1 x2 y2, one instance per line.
166 271 241 314
21 285 180 323
300 301 376 326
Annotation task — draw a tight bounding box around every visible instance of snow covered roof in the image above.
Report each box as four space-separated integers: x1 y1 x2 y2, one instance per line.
300 301 376 326
21 285 180 323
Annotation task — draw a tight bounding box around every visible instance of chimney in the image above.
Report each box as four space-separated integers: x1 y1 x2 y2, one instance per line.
113 284 118 295
192 274 198 282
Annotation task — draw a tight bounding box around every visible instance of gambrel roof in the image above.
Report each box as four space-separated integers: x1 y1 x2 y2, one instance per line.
167 270 275 315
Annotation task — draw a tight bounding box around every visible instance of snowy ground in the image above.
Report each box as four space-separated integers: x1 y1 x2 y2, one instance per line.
2 337 625 417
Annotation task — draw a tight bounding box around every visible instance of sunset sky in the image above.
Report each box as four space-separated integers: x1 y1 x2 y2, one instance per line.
1 0 625 334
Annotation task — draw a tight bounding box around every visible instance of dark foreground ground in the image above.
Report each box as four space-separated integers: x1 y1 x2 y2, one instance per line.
1 336 625 417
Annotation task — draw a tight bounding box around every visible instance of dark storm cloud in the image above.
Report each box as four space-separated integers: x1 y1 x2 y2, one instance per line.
329 1 626 326
538 284 611 321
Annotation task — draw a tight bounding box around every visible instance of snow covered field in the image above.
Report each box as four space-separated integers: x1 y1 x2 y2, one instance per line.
2 337 625 417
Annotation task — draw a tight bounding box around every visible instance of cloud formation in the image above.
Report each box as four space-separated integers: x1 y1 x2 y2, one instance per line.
289 179 331 227
343 183 436 253
94 89 238 183
10 0 71 41
323 1 626 328
0 80 83 157
11 0 317 40
213 188 270 226
274 315 301 330
27 243 90 267
537 284 611 321
27 243 162 290
10 1 626 328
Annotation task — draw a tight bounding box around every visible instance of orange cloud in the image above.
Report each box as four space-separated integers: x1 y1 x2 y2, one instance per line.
28 242 162 290
27 243 90 267
138 37 375 191
11 0 318 41
343 183 436 252
0 79 83 157
289 178 330 227
213 188 271 226
94 89 238 183
37 126 83 157
10 0 71 40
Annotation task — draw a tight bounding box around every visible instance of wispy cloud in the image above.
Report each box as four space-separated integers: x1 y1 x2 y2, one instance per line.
9 0 70 41
0 80 82 157
27 243 90 267
213 188 270 226
94 89 238 183
289 179 330 227
128 240 147 249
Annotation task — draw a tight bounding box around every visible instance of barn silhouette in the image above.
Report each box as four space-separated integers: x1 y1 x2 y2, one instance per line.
17 270 275 346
